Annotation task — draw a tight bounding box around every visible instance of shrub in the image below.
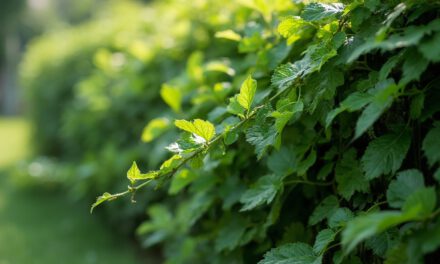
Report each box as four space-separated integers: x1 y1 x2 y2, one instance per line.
91 1 440 263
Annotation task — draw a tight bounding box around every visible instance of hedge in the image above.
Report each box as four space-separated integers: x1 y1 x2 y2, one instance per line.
24 0 440 263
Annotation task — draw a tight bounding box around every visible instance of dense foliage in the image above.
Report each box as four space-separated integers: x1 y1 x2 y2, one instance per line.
23 0 440 263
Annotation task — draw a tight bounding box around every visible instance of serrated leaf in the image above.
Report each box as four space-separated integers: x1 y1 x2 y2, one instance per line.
422 122 440 166
361 130 411 179
259 243 322 264
278 16 309 45
313 229 336 254
161 84 182 113
386 169 425 209
240 174 283 211
271 62 306 90
309 195 339 226
246 110 277 159
237 75 257 111
267 147 297 176
400 48 429 86
402 187 436 218
335 149 369 200
354 80 399 139
301 3 345 22
175 119 216 142
127 161 157 183
90 192 113 213
328 208 354 229
141 117 170 143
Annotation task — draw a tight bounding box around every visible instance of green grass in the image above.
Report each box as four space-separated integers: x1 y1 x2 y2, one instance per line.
0 117 145 263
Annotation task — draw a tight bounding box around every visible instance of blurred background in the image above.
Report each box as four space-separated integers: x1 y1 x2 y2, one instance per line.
0 0 163 263
0 0 296 262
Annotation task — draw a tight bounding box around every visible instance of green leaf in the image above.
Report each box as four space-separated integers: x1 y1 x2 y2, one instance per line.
313 229 336 254
127 161 141 184
342 210 419 254
422 122 440 166
301 3 345 22
141 117 170 143
309 195 339 226
278 16 309 45
127 161 159 184
402 187 436 218
386 169 425 209
335 149 369 200
348 19 440 62
160 154 183 174
246 110 277 159
237 75 257 111
400 48 429 86
215 216 247 252
90 192 113 213
160 84 182 113
361 130 411 179
215 29 242 41
175 119 216 142
169 169 197 195
325 92 373 128
354 80 399 139
328 208 354 229
271 62 306 90
227 97 246 117
240 174 283 211
419 31 440 62
259 243 322 264
267 147 297 177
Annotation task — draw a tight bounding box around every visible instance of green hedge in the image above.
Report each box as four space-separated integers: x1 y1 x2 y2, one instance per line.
23 0 440 263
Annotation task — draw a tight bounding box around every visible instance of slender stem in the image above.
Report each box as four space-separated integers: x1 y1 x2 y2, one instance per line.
284 179 332 186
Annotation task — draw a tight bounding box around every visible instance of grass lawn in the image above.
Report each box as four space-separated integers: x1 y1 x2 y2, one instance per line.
0 117 146 264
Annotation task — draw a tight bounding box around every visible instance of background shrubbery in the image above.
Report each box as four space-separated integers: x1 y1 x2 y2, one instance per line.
21 0 440 263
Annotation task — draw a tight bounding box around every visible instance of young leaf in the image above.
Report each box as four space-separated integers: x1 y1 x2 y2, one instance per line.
301 3 345 22
313 229 336 255
236 75 257 111
386 169 425 208
127 161 141 184
215 29 242 41
278 16 309 44
361 130 411 179
422 122 440 166
259 243 322 264
141 117 170 143
90 192 113 213
175 119 216 142
160 84 182 113
240 174 283 211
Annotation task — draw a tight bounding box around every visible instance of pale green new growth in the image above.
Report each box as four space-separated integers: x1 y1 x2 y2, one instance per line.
174 119 216 142
237 75 257 112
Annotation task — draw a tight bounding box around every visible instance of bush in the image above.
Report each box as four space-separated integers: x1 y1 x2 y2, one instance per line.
88 0 440 263
22 0 440 262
